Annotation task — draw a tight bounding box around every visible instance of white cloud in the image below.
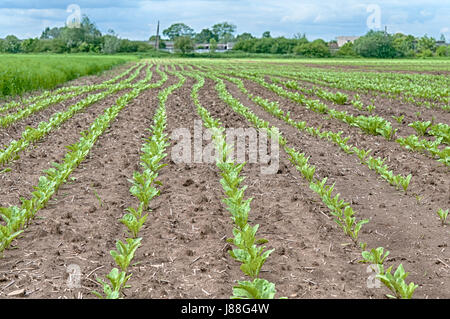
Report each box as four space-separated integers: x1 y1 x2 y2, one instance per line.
0 0 449 40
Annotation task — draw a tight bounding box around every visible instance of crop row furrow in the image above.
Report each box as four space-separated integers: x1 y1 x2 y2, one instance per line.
93 70 183 299
185 70 282 299
0 63 149 169
0 63 155 255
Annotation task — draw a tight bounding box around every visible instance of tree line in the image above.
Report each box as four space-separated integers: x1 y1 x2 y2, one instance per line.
1 16 449 58
0 16 154 54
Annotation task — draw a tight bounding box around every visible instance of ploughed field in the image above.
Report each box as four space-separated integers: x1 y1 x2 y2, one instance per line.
0 58 449 299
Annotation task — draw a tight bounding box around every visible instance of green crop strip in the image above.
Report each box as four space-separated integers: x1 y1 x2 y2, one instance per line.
184 71 283 299
358 244 418 299
0 55 135 99
219 62 449 111
0 63 159 256
270 77 349 106
93 70 184 299
0 63 148 169
408 121 449 145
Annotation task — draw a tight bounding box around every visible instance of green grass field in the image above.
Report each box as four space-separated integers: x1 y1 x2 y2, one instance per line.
0 54 136 98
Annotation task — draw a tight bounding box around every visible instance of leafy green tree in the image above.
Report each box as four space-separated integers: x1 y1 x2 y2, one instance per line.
78 41 90 52
174 36 195 54
353 30 397 58
40 27 62 39
262 31 271 38
392 33 416 57
236 33 255 42
436 46 449 57
102 31 121 54
293 32 307 40
4 35 21 53
209 38 218 53
212 22 236 43
336 42 357 57
418 35 436 53
253 38 275 53
293 39 331 57
134 41 155 52
195 28 217 43
20 38 39 53
163 23 194 40
80 15 102 39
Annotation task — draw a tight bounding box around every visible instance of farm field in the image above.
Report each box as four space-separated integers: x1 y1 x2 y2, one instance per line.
0 54 136 99
0 58 449 299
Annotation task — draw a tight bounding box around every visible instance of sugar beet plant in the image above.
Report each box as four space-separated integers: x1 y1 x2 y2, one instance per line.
359 245 418 299
185 71 282 299
377 264 419 299
0 64 155 256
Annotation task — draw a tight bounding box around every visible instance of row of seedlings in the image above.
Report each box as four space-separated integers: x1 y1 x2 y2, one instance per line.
0 63 154 255
93 69 185 298
204 70 418 299
0 63 147 168
186 71 283 299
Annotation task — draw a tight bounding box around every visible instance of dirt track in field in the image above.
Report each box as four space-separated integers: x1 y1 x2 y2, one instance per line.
0 61 449 299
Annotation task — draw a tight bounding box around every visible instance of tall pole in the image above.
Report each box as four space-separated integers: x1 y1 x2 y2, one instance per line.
155 21 160 51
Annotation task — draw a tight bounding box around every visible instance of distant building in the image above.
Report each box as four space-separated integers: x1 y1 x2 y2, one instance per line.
149 41 235 53
328 42 339 52
195 43 234 51
336 36 360 47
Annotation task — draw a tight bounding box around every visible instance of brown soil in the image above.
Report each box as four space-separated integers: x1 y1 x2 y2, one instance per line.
0 61 449 300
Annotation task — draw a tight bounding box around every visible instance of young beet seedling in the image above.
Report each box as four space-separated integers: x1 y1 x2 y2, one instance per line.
392 115 405 124
232 278 278 299
409 121 432 137
437 209 449 226
360 246 390 265
120 205 148 238
110 238 142 272
376 264 418 299
92 268 131 299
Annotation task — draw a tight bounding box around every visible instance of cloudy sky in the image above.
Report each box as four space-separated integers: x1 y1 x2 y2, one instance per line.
0 0 448 41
